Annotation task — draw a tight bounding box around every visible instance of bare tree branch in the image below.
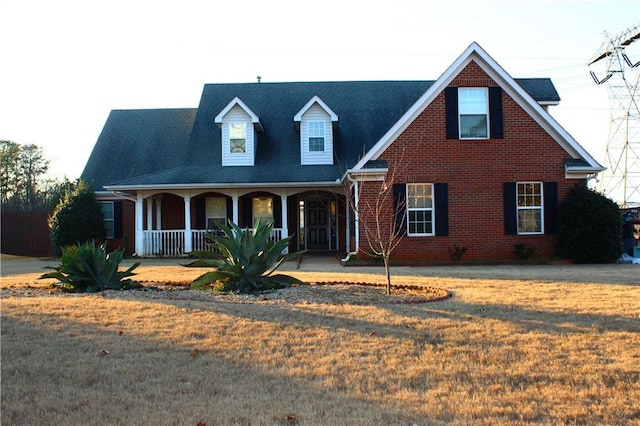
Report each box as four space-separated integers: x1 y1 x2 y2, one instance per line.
343 150 409 295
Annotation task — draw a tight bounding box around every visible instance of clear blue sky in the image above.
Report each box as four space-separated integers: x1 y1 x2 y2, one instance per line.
1 0 638 182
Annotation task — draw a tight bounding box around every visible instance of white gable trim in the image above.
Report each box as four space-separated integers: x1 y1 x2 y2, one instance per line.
214 96 264 131
294 95 339 129
353 42 603 173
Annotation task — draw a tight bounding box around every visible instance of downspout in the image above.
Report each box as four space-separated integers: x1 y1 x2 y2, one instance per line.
341 172 359 262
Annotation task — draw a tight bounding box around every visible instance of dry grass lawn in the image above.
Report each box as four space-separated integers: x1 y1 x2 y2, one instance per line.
1 256 639 425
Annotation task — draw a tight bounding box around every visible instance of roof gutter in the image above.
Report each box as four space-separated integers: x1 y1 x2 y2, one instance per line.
565 165 606 180
104 179 344 192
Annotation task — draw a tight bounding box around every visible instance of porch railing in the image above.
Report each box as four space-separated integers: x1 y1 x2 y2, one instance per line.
142 228 284 256
143 230 185 257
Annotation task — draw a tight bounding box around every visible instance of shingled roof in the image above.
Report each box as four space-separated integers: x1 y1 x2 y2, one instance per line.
82 79 560 191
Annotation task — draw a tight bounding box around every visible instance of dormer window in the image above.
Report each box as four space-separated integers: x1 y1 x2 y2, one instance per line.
308 121 325 152
215 97 263 166
229 123 247 153
294 95 338 165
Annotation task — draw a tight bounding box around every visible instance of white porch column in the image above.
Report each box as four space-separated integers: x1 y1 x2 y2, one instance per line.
146 198 153 230
345 195 351 253
184 195 192 253
155 196 162 229
135 194 145 255
280 194 288 237
280 194 288 254
232 193 239 225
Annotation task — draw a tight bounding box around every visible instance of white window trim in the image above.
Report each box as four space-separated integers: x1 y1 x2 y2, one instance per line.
229 122 247 154
308 120 326 152
458 87 489 140
406 183 435 237
214 97 263 131
294 95 339 124
516 181 544 235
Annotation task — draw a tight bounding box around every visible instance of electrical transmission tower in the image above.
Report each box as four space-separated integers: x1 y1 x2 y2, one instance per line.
588 24 640 208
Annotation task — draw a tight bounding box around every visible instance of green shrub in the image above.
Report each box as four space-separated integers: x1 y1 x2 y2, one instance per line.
513 243 536 261
556 185 623 263
48 180 106 255
448 245 468 261
184 220 305 293
40 241 140 292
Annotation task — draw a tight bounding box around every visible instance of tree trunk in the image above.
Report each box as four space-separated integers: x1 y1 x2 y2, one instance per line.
384 256 392 295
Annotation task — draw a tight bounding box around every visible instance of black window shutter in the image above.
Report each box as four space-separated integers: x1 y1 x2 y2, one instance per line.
113 201 123 238
503 182 517 235
226 196 233 226
273 196 282 228
543 182 558 234
489 87 503 139
434 183 449 236
392 183 407 236
241 197 252 228
195 198 206 229
445 87 459 139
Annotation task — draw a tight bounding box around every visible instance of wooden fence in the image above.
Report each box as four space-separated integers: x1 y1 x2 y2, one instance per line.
1 211 55 257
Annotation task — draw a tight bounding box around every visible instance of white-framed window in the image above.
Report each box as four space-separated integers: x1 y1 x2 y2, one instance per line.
308 121 325 152
407 183 434 236
459 88 488 139
206 197 227 229
253 197 273 225
99 201 115 239
517 182 543 234
229 123 247 153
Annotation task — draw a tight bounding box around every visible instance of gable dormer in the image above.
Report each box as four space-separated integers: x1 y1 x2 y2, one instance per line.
294 95 338 165
215 97 263 166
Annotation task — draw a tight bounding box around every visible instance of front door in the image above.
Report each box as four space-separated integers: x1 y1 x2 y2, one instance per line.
307 201 328 250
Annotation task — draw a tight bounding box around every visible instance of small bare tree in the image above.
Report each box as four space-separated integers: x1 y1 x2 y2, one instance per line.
344 164 407 295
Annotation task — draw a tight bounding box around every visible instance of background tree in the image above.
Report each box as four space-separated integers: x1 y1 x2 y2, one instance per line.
19 143 49 210
49 179 106 255
1 140 22 206
556 184 623 263
41 177 78 212
0 140 52 211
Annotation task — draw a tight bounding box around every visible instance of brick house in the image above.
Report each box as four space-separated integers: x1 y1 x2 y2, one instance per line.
81 42 603 261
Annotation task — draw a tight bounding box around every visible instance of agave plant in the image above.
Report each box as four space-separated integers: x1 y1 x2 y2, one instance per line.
185 220 305 293
40 241 140 292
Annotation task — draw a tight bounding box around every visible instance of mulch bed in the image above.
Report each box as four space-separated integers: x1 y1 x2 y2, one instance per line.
1 282 451 305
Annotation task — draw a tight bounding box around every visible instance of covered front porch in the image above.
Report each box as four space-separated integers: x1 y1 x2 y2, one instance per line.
128 187 347 257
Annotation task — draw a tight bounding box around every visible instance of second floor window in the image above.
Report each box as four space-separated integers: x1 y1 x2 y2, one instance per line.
458 88 488 139
308 121 325 152
229 123 246 153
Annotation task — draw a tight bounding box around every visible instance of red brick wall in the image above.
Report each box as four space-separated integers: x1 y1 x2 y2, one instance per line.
357 180 395 256
105 199 135 256
363 61 582 262
160 194 186 230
